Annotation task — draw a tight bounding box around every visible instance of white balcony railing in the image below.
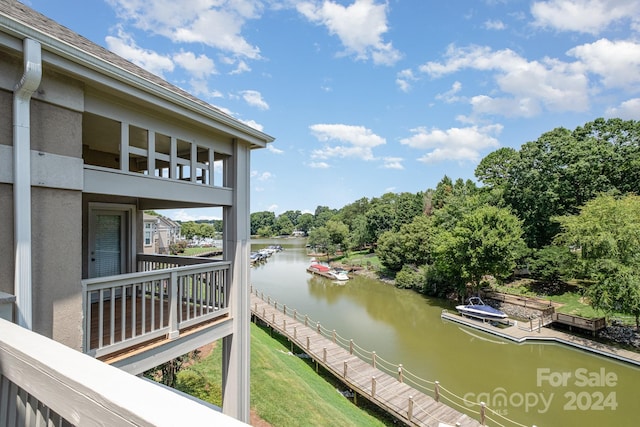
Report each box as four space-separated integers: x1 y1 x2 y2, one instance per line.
0 318 248 426
82 254 230 358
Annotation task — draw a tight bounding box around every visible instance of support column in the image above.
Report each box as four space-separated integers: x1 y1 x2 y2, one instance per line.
221 139 251 422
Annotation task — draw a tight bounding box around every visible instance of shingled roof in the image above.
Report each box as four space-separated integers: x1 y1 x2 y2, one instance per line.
0 0 273 142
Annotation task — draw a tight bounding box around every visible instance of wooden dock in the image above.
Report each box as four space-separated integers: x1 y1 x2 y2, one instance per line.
441 310 640 367
251 293 484 427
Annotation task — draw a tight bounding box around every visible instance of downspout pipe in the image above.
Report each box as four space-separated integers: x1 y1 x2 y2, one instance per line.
13 38 42 329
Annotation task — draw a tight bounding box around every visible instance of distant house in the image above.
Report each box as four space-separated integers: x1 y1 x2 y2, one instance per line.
0 1 273 424
143 214 182 254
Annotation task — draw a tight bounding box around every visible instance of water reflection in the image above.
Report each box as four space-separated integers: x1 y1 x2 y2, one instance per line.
251 238 639 427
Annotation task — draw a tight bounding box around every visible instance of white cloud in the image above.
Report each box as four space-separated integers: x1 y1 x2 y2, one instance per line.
173 50 216 78
396 68 417 92
297 0 402 65
267 144 284 154
189 79 223 99
251 170 273 181
382 157 404 169
107 0 262 59
240 90 270 110
106 27 174 77
309 123 386 161
531 0 640 35
230 60 252 75
241 119 265 131
436 81 464 103
309 161 331 168
420 44 589 117
568 39 640 89
605 98 640 119
483 19 506 30
163 208 220 221
400 124 502 163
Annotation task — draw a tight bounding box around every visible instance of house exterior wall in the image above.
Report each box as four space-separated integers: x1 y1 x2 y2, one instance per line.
0 184 14 298
0 49 85 349
32 187 82 350
1 3 272 420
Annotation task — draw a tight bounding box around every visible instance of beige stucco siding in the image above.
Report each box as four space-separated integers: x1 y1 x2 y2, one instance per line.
0 90 11 146
32 187 83 350
31 97 82 157
0 184 14 299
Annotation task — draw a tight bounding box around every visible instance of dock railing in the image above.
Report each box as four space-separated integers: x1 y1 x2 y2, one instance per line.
252 287 533 427
552 312 606 335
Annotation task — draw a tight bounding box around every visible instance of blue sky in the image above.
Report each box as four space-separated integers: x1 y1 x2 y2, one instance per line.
26 0 640 221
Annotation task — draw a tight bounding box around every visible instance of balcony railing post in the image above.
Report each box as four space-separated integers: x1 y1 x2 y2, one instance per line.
168 271 179 338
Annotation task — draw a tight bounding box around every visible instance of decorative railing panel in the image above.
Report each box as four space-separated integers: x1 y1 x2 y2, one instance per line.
82 255 230 358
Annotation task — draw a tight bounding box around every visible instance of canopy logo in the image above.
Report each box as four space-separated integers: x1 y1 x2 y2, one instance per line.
463 367 618 415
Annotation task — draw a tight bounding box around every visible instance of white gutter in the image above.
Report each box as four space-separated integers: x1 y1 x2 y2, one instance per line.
13 38 42 329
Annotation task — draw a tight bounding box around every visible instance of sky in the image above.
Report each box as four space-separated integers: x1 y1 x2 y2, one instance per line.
24 0 640 221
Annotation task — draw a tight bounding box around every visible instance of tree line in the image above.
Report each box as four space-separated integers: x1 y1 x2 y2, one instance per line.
251 118 640 324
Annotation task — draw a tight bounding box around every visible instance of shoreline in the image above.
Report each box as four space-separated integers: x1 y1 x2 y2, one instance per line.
441 311 640 367
347 266 640 364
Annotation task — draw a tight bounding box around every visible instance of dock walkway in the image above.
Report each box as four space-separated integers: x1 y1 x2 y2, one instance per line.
441 311 640 367
251 293 484 427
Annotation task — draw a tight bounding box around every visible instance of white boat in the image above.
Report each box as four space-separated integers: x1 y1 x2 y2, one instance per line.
328 269 349 281
456 297 507 320
307 262 349 281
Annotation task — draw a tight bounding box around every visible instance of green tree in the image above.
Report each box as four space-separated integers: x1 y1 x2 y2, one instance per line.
308 227 332 258
281 210 301 228
296 213 315 234
325 220 349 253
348 214 372 250
434 205 526 297
180 221 199 240
376 231 405 271
477 119 640 248
394 192 424 230
336 197 370 230
528 245 576 284
377 215 434 271
314 206 337 228
251 211 276 236
274 215 294 236
364 196 396 242
475 147 518 188
555 193 640 326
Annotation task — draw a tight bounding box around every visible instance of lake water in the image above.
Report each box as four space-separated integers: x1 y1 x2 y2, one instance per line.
250 238 637 427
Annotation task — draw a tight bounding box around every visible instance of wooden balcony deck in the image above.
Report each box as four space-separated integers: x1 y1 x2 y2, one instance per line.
89 296 230 363
83 255 231 361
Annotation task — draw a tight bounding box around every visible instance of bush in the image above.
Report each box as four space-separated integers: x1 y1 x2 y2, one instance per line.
176 370 213 402
170 239 188 254
395 265 424 290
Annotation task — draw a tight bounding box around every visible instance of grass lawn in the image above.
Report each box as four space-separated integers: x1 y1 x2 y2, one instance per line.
336 250 382 270
492 280 634 323
180 323 391 427
181 246 221 256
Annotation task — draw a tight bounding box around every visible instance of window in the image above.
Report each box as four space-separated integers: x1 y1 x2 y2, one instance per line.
144 222 153 246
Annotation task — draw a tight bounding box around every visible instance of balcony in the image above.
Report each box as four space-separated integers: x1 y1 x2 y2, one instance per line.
82 254 231 361
0 317 248 426
82 112 235 209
